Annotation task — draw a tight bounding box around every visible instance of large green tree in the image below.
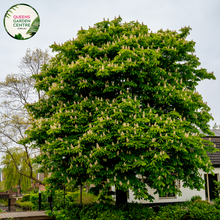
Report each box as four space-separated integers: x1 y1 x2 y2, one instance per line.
22 17 216 205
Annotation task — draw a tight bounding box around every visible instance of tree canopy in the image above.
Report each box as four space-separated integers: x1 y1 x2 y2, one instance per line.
22 17 216 204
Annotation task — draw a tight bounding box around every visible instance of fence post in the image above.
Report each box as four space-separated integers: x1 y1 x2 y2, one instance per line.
38 190 41 211
8 198 11 212
47 196 52 211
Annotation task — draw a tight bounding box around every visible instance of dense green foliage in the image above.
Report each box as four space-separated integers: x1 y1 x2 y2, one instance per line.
153 204 188 220
15 200 34 210
186 201 220 220
190 195 202 202
22 17 216 203
30 189 98 211
214 180 220 198
0 199 8 206
154 201 220 220
1 149 32 191
47 203 156 220
21 194 31 202
214 197 220 209
30 191 49 211
47 200 220 220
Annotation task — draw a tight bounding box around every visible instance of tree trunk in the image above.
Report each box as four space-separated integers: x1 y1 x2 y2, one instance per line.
116 189 127 206
85 183 90 193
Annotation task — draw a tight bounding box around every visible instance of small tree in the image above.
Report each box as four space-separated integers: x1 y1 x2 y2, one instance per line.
0 48 50 185
22 17 216 205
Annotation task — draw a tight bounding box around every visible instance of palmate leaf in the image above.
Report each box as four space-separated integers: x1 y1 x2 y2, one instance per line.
26 16 40 36
15 33 25 40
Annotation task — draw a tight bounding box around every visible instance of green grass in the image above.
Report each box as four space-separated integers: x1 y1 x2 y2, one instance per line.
73 191 98 204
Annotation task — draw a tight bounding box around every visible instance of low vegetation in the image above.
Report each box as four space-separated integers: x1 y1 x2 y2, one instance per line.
13 192 220 219
47 199 220 220
15 200 33 210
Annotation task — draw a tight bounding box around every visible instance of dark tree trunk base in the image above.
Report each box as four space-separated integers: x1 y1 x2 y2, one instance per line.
116 189 127 206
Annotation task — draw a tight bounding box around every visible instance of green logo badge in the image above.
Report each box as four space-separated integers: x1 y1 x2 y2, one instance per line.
3 3 40 40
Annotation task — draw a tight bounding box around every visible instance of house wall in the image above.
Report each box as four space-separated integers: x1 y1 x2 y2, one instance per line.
127 168 220 204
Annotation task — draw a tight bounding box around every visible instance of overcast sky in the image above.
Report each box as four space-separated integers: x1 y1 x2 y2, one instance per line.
0 0 219 128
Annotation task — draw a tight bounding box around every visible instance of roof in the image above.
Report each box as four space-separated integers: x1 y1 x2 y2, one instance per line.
200 129 220 166
199 129 220 137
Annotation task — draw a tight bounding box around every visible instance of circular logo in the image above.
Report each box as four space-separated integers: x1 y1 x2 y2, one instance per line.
3 3 40 40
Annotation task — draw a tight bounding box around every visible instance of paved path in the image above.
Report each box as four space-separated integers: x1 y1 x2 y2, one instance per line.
0 210 54 220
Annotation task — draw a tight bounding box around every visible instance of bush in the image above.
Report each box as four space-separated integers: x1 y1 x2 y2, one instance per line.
21 194 31 202
190 195 202 202
30 190 82 211
30 191 51 211
47 203 156 220
15 200 34 210
0 199 8 206
47 203 83 220
95 209 125 220
66 192 78 202
187 200 220 220
214 197 220 209
74 191 98 204
119 203 156 220
79 203 103 220
45 199 220 220
214 180 220 198
151 204 188 220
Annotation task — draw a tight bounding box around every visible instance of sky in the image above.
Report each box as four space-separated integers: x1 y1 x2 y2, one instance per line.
0 0 220 128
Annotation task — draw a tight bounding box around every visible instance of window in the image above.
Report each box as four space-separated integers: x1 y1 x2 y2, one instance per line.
126 190 129 199
159 191 175 198
159 180 180 198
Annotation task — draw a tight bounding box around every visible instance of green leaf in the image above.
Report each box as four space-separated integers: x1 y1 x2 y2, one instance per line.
26 16 40 36
14 33 25 40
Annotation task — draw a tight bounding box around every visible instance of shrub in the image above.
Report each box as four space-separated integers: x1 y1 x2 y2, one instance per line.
66 192 78 202
151 204 188 220
214 197 220 209
74 191 98 204
0 199 8 206
47 203 83 220
95 209 125 220
45 199 220 220
21 194 30 202
48 202 156 220
190 195 202 202
187 201 220 220
30 191 51 211
214 180 220 198
79 203 103 220
15 200 34 210
119 203 156 220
